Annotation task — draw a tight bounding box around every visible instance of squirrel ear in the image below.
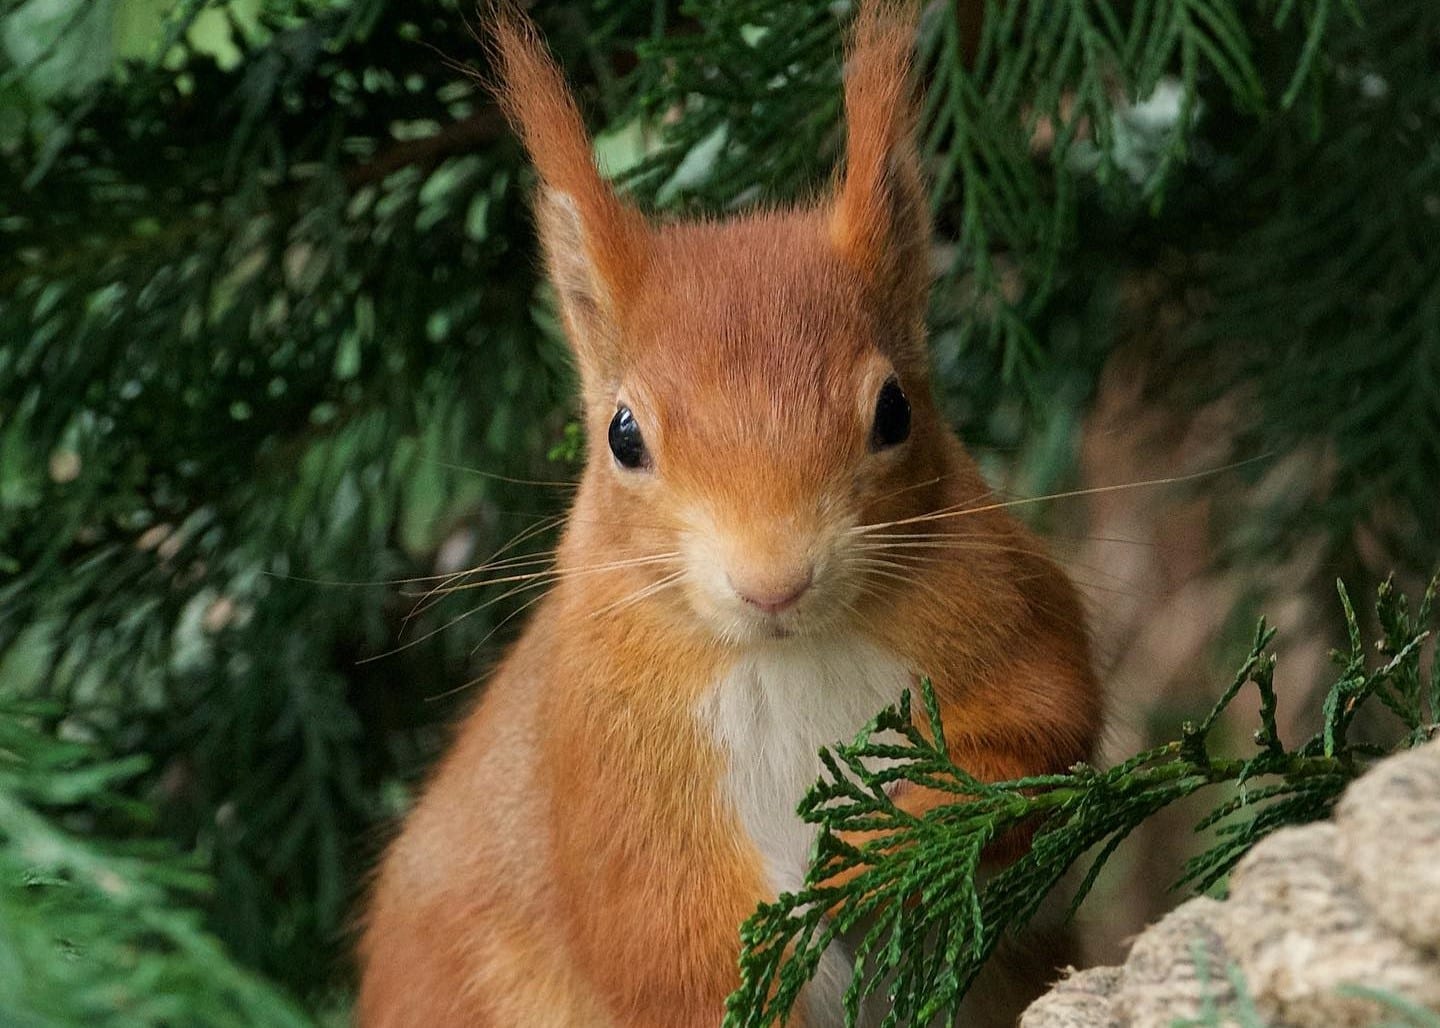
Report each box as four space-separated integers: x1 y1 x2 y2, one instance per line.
829 2 929 321
489 7 648 373
530 184 646 376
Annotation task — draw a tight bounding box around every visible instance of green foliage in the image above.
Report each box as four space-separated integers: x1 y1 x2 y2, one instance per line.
0 701 310 1026
1 0 605 998
1196 2 1440 559
725 575 1439 1026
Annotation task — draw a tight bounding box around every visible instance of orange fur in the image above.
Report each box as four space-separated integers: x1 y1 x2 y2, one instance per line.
831 1 930 340
359 4 1101 1025
486 11 647 299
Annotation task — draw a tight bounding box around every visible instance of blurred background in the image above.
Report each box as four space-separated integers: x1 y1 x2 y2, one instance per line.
0 0 1436 1022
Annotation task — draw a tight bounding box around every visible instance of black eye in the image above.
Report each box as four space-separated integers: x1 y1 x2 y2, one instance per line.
608 405 649 469
871 377 911 450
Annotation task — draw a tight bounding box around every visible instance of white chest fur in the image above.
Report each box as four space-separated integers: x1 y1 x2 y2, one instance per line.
694 636 914 896
695 637 913 1026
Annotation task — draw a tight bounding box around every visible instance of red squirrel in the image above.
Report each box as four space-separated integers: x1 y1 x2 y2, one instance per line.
359 3 1101 1024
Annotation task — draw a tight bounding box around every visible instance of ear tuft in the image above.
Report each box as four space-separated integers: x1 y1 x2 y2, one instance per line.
485 5 648 370
829 1 929 314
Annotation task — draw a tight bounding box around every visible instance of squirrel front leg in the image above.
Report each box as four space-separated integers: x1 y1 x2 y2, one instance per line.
542 686 774 1027
547 824 770 1027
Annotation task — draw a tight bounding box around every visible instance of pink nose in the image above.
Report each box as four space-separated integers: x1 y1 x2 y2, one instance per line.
731 570 814 615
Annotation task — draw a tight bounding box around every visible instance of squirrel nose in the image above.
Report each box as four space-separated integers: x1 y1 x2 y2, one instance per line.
729 568 814 615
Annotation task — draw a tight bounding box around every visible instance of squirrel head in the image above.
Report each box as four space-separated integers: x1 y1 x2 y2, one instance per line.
492 3 961 645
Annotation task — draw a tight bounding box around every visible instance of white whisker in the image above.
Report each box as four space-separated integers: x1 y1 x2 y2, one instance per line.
849 460 1266 534
589 569 688 620
417 552 682 601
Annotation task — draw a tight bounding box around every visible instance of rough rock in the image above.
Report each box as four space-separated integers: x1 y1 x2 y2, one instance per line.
1019 966 1122 1028
1334 740 1440 951
1221 823 1440 1027
1021 737 1440 1027
1114 898 1235 1028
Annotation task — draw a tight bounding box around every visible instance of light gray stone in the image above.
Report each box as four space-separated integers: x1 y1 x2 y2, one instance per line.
1334 738 1440 950
1019 965 1122 1028
1115 897 1236 1028
1219 822 1440 1027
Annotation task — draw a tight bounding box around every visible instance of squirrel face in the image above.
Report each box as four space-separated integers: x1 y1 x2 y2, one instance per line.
493 6 950 647
575 212 943 645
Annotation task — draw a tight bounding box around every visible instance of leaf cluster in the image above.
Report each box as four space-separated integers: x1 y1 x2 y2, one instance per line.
1193 3 1440 561
0 0 644 995
0 700 309 1026
725 574 1439 1026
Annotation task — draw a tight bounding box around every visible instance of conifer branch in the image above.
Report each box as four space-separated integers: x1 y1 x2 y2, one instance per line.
726 574 1439 1026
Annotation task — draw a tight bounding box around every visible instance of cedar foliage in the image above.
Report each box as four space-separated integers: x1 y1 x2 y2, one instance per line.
0 0 1436 1021
726 575 1439 1025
